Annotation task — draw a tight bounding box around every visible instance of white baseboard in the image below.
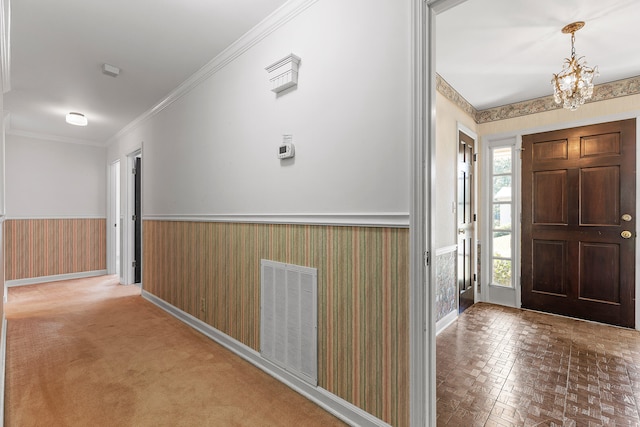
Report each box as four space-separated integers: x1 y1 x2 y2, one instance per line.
5 270 108 288
142 291 391 427
0 315 6 427
436 310 458 336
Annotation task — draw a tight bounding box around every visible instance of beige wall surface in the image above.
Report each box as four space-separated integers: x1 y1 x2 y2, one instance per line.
435 92 477 249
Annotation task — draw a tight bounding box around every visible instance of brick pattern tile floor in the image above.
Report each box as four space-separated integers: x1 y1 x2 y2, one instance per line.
436 303 640 426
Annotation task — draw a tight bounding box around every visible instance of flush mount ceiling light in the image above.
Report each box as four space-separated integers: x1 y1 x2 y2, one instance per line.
551 21 599 111
65 112 88 126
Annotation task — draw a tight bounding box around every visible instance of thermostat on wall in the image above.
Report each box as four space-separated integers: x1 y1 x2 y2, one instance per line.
278 134 295 159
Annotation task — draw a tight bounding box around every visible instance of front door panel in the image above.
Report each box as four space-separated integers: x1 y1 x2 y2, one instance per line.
522 119 636 328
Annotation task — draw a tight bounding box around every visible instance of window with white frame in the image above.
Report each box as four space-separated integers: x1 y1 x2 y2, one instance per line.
490 145 515 288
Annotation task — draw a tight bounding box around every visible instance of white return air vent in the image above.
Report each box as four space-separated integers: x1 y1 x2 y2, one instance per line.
260 260 317 386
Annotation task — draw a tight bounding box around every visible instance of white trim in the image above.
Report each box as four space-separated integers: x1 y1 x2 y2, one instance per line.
6 129 106 148
4 215 106 220
1 113 6 216
107 159 121 275
430 0 468 13
481 136 519 308
635 116 640 331
410 1 428 425
412 3 471 425
5 270 108 288
514 134 522 308
143 213 410 228
435 244 457 256
457 122 477 141
435 310 457 336
106 0 320 146
0 316 6 427
0 0 10 93
142 290 391 427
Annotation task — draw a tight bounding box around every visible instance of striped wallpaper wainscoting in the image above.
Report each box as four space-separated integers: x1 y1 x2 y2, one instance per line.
143 220 410 427
4 219 107 281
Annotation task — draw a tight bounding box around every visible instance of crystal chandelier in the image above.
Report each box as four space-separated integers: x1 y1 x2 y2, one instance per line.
551 21 599 111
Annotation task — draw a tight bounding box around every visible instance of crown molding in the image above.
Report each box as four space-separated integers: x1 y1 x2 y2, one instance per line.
0 0 10 93
106 0 319 146
475 75 640 123
436 73 640 124
435 74 477 118
7 129 107 148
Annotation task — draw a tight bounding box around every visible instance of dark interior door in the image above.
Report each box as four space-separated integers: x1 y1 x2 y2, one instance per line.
458 131 475 313
134 157 142 284
522 119 636 327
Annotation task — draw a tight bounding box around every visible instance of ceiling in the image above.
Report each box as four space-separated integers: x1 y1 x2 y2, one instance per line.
4 0 288 145
5 1 640 146
436 0 640 111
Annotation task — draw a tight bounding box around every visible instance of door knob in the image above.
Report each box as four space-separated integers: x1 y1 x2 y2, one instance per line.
458 228 465 234
622 214 632 222
621 230 633 239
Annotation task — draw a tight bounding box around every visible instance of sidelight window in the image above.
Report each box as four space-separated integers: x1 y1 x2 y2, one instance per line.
490 146 514 288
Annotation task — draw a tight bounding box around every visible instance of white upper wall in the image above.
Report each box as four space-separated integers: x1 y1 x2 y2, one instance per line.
108 0 412 217
6 134 107 217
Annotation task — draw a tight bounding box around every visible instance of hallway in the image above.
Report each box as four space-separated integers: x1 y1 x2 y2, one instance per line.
4 276 345 426
437 303 640 426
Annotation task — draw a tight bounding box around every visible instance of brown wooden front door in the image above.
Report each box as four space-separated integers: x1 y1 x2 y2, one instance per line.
521 119 636 328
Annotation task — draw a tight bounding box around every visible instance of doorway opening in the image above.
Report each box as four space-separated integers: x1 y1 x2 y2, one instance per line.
124 149 142 286
457 127 477 314
133 155 141 284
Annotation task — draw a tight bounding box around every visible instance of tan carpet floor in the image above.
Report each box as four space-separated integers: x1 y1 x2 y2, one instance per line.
4 275 346 426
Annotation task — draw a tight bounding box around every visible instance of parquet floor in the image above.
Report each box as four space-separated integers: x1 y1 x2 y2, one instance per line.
436 303 640 426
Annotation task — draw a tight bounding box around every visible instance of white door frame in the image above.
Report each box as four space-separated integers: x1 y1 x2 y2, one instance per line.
107 159 121 276
480 135 521 308
414 1 640 423
411 0 468 425
123 147 142 286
